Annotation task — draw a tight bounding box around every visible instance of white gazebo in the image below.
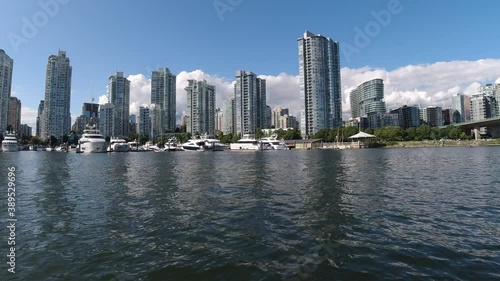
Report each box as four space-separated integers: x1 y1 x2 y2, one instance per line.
348 131 376 148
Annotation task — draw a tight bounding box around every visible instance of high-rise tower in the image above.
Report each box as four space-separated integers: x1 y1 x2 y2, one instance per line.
185 80 216 136
0 49 13 134
151 68 176 132
234 70 267 134
108 72 130 138
41 50 72 140
298 31 341 138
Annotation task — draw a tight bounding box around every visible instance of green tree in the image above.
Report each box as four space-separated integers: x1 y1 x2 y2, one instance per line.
139 134 149 144
30 136 42 145
416 125 432 140
459 132 469 140
405 127 417 140
430 127 441 140
365 128 374 135
231 133 240 143
447 126 463 140
343 126 359 140
255 128 264 139
313 128 330 140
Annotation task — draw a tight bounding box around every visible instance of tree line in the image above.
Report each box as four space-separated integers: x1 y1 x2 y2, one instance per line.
313 125 471 142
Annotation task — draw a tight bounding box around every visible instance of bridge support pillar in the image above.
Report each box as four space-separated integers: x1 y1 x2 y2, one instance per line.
473 126 480 140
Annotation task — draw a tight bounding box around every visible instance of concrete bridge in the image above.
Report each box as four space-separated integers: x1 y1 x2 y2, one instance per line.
441 116 500 140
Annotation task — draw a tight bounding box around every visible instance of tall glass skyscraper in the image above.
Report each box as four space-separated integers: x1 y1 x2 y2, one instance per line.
41 50 72 140
350 79 386 118
298 31 341 138
451 93 471 123
151 68 176 132
108 72 130 138
0 49 13 134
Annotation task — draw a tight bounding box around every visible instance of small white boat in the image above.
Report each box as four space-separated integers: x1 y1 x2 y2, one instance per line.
1 132 19 152
229 134 263 151
200 133 225 151
164 137 178 151
260 135 289 150
181 138 207 151
144 141 161 151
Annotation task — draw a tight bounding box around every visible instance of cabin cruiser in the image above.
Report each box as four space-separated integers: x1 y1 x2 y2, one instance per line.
229 134 263 151
143 141 161 151
127 141 140 151
260 135 289 150
200 134 225 151
1 132 19 152
164 137 178 151
77 127 108 153
108 137 130 152
181 137 207 151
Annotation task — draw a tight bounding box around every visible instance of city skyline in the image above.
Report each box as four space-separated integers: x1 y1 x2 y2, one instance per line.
1 1 500 130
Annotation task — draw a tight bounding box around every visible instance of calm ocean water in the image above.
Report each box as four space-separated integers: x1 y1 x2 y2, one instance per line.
0 147 499 280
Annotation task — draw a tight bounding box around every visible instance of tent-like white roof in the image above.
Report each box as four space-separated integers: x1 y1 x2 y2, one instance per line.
348 131 376 139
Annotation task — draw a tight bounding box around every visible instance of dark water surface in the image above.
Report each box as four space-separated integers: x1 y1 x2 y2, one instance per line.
0 147 499 280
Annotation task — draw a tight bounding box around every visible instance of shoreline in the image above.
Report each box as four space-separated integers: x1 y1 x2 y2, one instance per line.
382 139 500 148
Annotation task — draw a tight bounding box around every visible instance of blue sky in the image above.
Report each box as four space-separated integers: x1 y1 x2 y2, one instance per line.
2 0 500 129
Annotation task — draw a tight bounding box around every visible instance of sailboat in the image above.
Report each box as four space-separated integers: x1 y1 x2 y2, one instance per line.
334 127 351 149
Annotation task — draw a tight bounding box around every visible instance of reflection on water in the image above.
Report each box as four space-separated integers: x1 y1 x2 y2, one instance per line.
0 147 499 280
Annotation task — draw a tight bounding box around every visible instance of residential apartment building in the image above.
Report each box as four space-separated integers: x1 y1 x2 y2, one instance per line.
108 72 130 138
41 50 72 140
185 79 216 136
151 68 176 132
298 31 341 137
0 49 13 134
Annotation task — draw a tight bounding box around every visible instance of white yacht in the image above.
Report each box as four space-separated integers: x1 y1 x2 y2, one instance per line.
260 135 289 150
229 134 263 151
108 137 130 152
1 132 19 152
181 137 207 151
200 134 225 151
164 137 178 151
77 127 108 153
128 141 140 151
144 141 161 151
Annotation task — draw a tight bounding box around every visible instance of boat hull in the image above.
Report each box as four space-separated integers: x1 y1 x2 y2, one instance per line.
111 143 130 152
182 145 205 151
79 141 108 153
229 143 262 151
1 143 19 152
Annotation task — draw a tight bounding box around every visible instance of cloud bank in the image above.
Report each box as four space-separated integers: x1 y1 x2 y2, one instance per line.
21 59 500 131
124 59 500 123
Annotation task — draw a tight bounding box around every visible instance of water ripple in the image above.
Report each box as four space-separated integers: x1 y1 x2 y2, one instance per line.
0 147 499 280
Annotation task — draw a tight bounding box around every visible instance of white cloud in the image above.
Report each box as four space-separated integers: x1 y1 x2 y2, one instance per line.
24 59 497 129
98 95 108 105
258 73 301 116
20 106 38 130
340 59 500 119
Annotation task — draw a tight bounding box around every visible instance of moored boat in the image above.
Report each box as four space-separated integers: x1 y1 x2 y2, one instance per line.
1 132 19 152
77 126 108 153
229 134 263 151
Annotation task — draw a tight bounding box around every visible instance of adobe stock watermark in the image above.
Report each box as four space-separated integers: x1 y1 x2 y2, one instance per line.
7 0 71 53
341 0 411 63
213 0 243 21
